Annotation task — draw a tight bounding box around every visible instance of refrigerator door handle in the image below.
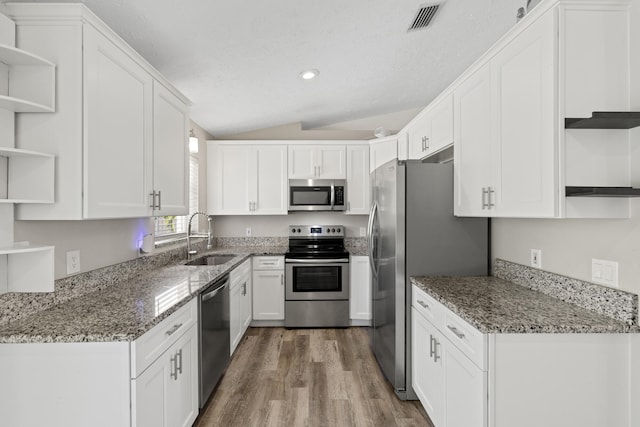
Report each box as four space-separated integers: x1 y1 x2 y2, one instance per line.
367 201 379 278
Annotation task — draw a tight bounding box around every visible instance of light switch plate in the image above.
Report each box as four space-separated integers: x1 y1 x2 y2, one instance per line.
360 227 366 237
592 258 618 287
245 227 252 236
66 250 80 275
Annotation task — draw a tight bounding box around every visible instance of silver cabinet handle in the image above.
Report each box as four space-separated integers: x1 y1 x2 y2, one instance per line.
242 282 247 296
429 334 435 358
157 190 162 210
165 323 182 336
488 187 495 209
176 349 183 376
170 354 178 380
417 300 429 309
149 192 156 209
433 339 440 362
447 325 466 339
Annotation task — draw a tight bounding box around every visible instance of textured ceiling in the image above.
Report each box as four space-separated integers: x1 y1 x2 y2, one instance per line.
5 0 525 136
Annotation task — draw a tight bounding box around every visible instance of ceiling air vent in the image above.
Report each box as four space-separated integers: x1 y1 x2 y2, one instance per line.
408 3 441 32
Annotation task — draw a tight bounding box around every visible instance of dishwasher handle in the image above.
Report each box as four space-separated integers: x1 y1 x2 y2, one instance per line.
202 279 229 302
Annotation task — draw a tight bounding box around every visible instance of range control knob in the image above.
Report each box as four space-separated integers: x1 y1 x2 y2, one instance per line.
297 228 301 233
337 228 341 233
291 228 296 233
331 228 336 232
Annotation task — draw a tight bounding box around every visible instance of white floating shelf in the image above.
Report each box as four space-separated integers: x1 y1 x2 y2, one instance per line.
0 147 55 203
0 94 54 112
0 43 55 112
0 243 55 293
0 44 55 67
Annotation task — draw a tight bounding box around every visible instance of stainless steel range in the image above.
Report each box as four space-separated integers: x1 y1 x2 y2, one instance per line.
284 225 350 328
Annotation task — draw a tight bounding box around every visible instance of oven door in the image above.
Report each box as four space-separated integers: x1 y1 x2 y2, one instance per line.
285 259 349 300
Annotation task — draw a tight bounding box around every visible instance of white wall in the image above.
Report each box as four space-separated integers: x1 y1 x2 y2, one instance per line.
14 218 153 280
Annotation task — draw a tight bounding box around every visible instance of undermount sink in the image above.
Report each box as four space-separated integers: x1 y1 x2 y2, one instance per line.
185 255 235 266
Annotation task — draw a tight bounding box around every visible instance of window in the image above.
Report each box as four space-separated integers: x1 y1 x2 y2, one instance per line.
154 135 199 239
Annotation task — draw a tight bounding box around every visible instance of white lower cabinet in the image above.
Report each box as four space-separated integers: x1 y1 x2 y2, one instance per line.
229 259 252 354
132 324 198 427
0 299 199 427
349 255 371 323
252 256 285 321
411 285 631 427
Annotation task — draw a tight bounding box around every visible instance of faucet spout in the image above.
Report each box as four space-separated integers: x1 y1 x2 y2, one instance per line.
187 212 213 260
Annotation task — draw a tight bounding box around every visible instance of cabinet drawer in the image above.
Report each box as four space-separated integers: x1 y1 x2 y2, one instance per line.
131 298 197 378
230 259 251 289
252 256 284 270
412 286 444 327
442 310 486 370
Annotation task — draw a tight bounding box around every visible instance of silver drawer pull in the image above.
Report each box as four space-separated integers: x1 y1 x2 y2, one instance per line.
447 325 465 339
165 323 182 336
417 300 429 309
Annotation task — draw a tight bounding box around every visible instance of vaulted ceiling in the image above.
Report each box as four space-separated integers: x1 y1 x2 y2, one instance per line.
4 0 525 136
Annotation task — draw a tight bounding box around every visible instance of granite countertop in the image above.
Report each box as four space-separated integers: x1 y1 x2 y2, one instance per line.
0 246 287 344
411 276 635 334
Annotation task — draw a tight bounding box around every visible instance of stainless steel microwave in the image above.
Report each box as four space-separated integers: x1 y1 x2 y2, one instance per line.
288 179 346 211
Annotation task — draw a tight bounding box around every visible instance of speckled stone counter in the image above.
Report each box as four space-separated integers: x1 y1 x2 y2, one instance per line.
345 237 367 256
411 275 636 334
0 245 287 344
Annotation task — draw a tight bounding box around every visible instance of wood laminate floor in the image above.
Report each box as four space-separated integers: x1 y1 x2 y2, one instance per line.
194 327 433 427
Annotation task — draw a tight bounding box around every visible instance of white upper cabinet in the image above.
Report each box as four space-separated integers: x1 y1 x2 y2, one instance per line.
369 136 398 173
288 144 346 179
452 1 630 218
454 64 494 217
345 144 370 215
10 4 190 220
152 82 189 216
407 94 453 161
455 10 556 218
208 142 287 215
83 25 154 218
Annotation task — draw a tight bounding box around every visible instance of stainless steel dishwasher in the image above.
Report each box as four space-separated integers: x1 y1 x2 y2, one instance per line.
198 273 230 408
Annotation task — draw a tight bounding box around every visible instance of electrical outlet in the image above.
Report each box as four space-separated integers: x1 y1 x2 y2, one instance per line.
530 249 542 268
245 227 252 236
360 227 366 237
592 258 618 287
66 250 81 275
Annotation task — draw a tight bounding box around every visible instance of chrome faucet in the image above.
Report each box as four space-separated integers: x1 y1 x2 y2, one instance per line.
187 212 213 259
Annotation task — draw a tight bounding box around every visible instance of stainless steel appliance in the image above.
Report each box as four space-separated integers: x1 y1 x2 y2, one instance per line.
284 225 350 327
198 274 230 407
368 160 488 400
288 179 346 211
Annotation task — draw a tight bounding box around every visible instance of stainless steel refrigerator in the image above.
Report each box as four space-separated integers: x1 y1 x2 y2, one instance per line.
367 159 488 400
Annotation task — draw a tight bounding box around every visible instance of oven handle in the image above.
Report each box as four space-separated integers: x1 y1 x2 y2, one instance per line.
285 258 349 264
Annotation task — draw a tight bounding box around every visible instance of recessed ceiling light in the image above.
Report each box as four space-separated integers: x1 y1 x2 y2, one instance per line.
300 69 319 80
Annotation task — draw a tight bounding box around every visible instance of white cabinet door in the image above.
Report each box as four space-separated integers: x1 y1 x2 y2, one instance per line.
241 271 253 332
369 136 398 172
412 307 445 427
209 143 287 215
288 145 346 179
152 81 189 216
444 339 486 427
349 256 371 321
252 270 284 320
166 325 199 427
346 145 370 215
254 145 287 215
428 94 454 154
288 145 316 178
492 9 557 218
230 281 243 354
133 325 198 427
316 145 346 178
407 113 430 160
209 144 252 215
453 63 493 217
83 25 153 218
